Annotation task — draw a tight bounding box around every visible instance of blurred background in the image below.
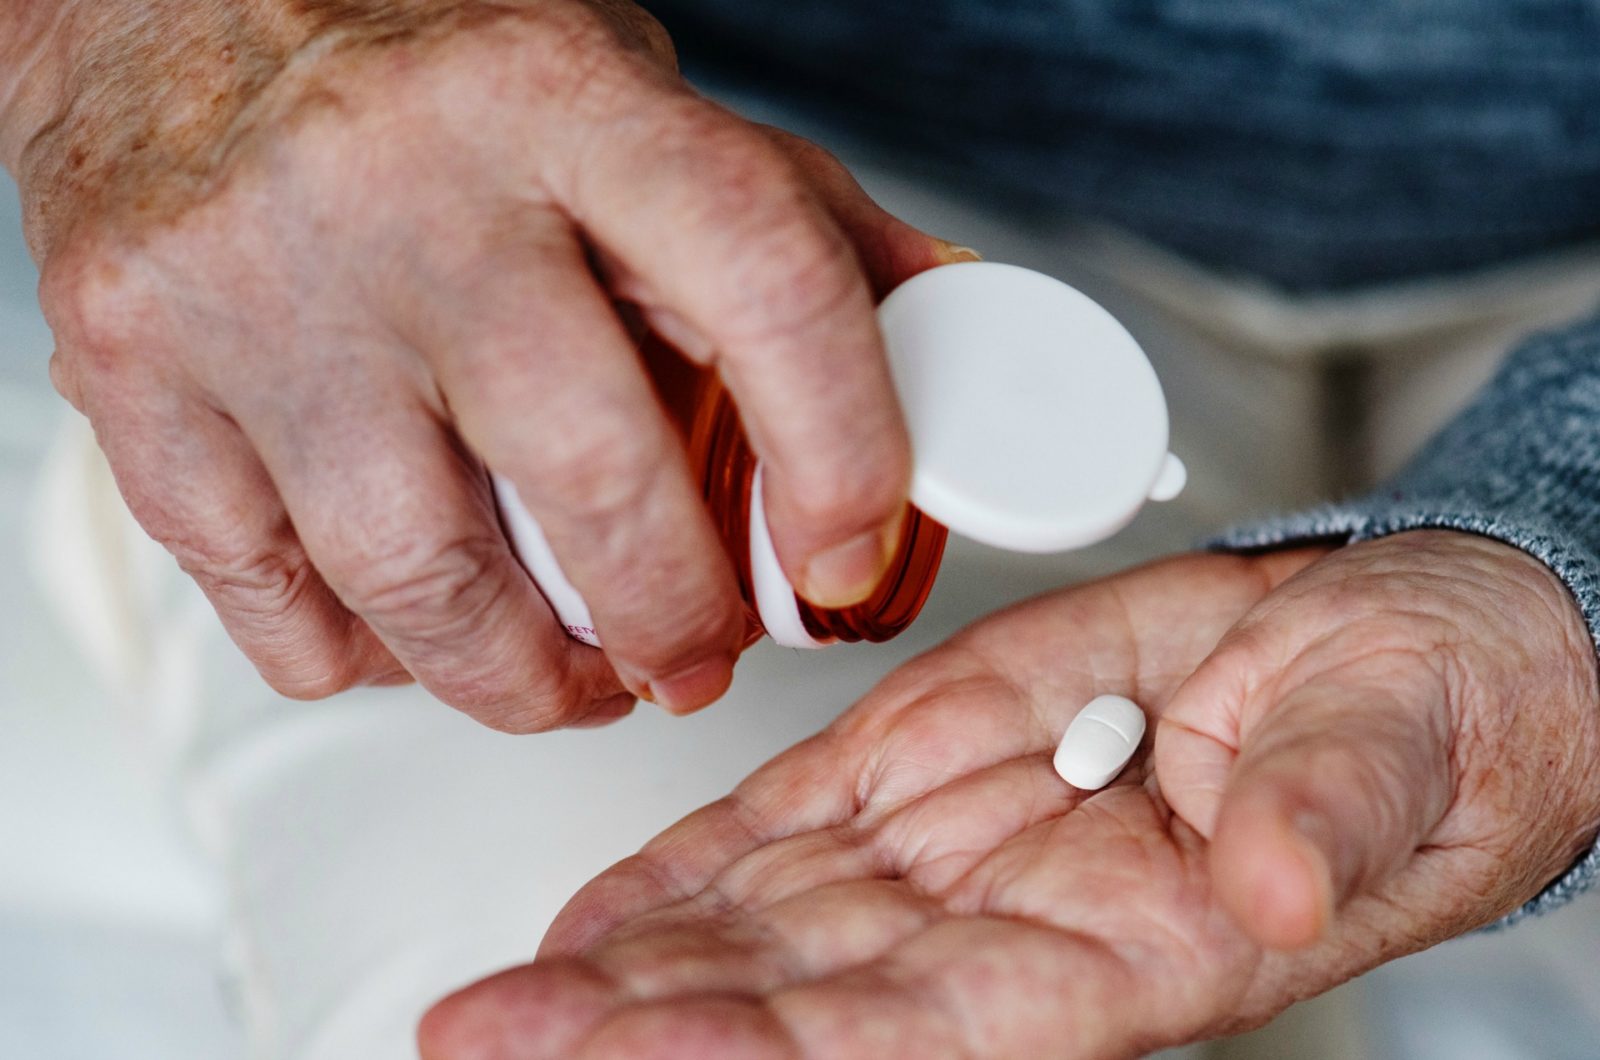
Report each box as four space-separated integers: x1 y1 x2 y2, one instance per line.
0 177 241 1056
5 80 1600 1059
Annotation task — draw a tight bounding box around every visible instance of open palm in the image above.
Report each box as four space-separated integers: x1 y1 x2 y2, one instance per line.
422 534 1600 1059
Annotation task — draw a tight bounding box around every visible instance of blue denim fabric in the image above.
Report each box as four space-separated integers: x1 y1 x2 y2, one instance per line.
645 0 1600 292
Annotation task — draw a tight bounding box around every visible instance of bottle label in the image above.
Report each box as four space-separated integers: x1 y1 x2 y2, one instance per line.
492 475 603 649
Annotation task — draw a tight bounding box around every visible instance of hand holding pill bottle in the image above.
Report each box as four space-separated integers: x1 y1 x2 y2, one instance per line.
496 262 1186 651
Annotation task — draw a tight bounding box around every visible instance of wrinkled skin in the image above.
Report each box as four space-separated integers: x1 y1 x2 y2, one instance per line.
421 532 1600 1059
6 0 961 730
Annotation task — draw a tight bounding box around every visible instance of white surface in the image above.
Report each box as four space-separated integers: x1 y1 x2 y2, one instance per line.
0 174 242 1058
1054 694 1146 790
881 261 1176 552
0 913 239 1060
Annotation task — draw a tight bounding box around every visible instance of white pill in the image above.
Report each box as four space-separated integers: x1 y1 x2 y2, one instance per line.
1053 694 1147 790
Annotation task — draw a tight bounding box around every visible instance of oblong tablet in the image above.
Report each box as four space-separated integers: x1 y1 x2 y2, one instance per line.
1054 694 1147 790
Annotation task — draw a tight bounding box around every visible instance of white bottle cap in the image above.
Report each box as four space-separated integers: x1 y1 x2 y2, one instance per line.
880 262 1180 553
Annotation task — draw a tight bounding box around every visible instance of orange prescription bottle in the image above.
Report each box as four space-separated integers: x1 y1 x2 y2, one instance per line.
494 262 1186 651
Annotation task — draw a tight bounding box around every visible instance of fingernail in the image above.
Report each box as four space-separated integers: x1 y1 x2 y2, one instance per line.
614 668 656 704
798 518 900 608
935 241 983 265
648 655 736 715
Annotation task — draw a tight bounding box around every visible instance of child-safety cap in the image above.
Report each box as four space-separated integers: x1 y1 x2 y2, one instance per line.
747 262 1185 648
880 261 1184 552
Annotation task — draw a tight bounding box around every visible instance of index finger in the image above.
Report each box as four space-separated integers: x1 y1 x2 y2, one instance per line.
558 94 913 608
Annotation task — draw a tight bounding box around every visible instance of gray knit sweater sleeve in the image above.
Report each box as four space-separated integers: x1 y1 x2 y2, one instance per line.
1214 307 1600 925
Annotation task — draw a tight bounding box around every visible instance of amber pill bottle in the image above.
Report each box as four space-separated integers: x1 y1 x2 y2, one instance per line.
494 262 1184 652
657 338 949 648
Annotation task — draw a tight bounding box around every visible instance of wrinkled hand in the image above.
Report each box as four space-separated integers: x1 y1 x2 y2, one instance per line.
420 532 1600 1058
17 0 957 729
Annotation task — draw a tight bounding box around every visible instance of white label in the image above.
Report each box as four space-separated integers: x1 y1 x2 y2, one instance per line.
492 475 602 649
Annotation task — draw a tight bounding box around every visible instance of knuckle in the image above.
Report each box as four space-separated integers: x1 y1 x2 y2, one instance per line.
265 666 355 702
663 122 859 326
761 125 846 184
604 563 739 661
588 99 869 343
453 655 591 734
571 0 677 66
478 694 585 735
739 222 863 340
522 409 661 524
636 608 736 673
784 459 904 530
176 534 314 619
173 537 366 699
627 8 677 67
672 586 740 645
713 209 862 344
694 125 804 231
518 4 657 117
40 242 156 364
336 532 506 639
47 349 86 411
637 116 867 345
644 103 799 226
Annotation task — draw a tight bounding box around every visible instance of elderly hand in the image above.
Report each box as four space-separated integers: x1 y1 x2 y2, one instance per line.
419 532 1600 1058
6 0 959 729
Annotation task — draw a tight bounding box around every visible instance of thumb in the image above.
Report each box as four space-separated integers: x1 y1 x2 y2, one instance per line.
761 126 982 295
1159 653 1456 950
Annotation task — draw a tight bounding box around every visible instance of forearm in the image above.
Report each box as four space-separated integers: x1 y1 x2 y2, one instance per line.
1 1 330 256
5 1 501 259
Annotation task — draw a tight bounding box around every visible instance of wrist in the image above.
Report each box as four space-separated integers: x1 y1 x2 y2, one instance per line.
1 0 327 257
0 1 645 258
0 0 79 173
